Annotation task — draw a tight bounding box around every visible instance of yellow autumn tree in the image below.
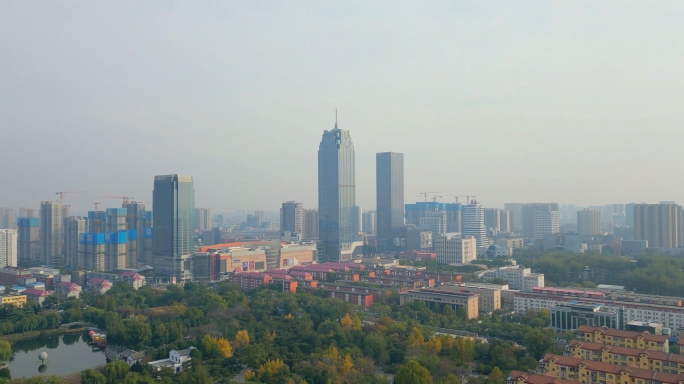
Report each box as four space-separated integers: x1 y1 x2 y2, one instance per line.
244 370 256 381
352 314 362 330
216 337 233 358
235 330 250 348
340 354 354 374
257 359 289 382
340 314 353 329
408 327 425 346
426 336 442 353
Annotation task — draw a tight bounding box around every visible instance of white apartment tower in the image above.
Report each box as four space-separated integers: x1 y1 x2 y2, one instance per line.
0 229 18 267
435 233 477 265
533 211 559 239
40 201 65 266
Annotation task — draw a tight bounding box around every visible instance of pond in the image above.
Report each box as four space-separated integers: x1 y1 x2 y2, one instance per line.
4 332 107 380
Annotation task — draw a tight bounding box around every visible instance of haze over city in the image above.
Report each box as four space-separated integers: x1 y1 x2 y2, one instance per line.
3 1 684 213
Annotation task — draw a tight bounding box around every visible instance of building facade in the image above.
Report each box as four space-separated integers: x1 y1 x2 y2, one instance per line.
522 203 559 238
463 203 487 247
64 216 86 267
318 123 356 262
434 233 477 265
376 152 404 251
362 211 376 234
280 201 304 235
550 302 622 332
153 174 195 281
17 218 40 265
633 203 683 248
194 208 211 232
578 209 602 236
0 229 17 267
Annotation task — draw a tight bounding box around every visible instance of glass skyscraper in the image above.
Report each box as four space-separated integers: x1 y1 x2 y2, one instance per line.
376 152 404 251
318 122 355 262
153 174 195 281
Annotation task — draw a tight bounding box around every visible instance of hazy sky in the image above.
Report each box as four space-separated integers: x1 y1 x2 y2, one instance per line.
2 1 684 214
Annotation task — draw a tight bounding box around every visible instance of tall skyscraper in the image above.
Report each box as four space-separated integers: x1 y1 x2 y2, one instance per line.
504 203 524 232
40 201 65 266
577 209 602 236
153 174 195 281
280 201 304 235
17 217 39 264
0 229 18 267
522 203 559 238
318 122 356 262
463 203 487 247
303 209 319 240
105 208 128 271
64 216 86 267
376 152 404 251
195 208 211 231
125 201 146 268
19 207 35 219
634 203 683 248
484 208 513 234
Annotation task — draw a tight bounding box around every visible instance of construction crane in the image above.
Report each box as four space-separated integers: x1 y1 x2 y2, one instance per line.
101 196 135 206
55 191 86 204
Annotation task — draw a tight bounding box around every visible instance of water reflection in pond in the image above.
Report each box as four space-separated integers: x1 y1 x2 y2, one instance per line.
5 333 106 379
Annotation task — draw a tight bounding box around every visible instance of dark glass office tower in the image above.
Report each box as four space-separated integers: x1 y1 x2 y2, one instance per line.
318 123 355 262
153 174 195 281
376 152 404 251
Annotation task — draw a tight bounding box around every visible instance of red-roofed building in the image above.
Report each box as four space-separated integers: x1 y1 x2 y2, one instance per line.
577 325 669 352
566 339 684 374
121 272 146 290
541 354 684 384
86 278 112 294
56 282 82 299
508 370 577 384
23 288 51 305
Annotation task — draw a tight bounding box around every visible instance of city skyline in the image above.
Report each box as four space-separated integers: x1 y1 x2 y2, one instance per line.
3 3 684 213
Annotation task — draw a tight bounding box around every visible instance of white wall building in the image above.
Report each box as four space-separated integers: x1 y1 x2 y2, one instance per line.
479 265 544 292
0 229 18 267
434 233 477 265
533 211 559 239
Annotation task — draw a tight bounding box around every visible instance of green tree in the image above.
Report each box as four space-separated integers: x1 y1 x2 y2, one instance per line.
523 328 554 359
395 360 432 384
21 376 66 384
81 369 106 384
0 340 10 361
177 362 212 384
487 367 505 384
123 320 152 350
103 361 130 384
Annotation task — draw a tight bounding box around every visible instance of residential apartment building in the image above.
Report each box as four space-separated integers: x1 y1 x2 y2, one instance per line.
522 203 559 238
303 209 319 240
566 340 684 374
40 201 65 266
64 216 86 267
399 288 479 319
634 203 683 248
0 229 18 267
280 201 304 235
17 218 40 264
534 210 559 239
0 294 27 307
515 286 684 331
434 233 477 265
578 209 602 236
438 282 503 313
508 371 576 384
577 325 669 352
540 354 684 384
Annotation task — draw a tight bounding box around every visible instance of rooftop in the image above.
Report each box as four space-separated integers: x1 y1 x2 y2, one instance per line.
577 325 668 343
508 370 577 384
569 340 684 364
543 354 683 384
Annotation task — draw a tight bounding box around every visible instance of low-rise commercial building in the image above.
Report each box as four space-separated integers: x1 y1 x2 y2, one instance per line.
438 282 505 313
565 340 684 374
0 294 26 307
577 325 669 352
515 287 684 330
540 354 684 384
399 288 479 319
550 302 622 332
434 233 477 265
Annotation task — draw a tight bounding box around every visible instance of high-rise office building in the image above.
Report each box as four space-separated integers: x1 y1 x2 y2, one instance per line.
303 209 319 239
362 211 377 234
153 174 195 281
376 152 404 251
353 206 363 234
318 122 356 262
0 229 17 267
64 216 86 267
522 203 559 238
420 211 447 241
17 218 39 264
463 203 487 247
0 208 16 229
139 211 154 266
40 201 65 266
504 203 524 232
533 211 559 239
195 208 211 232
280 201 304 235
577 209 602 236
634 203 683 248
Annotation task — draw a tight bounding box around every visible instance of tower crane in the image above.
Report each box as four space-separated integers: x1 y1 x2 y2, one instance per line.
101 196 136 206
55 191 86 204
